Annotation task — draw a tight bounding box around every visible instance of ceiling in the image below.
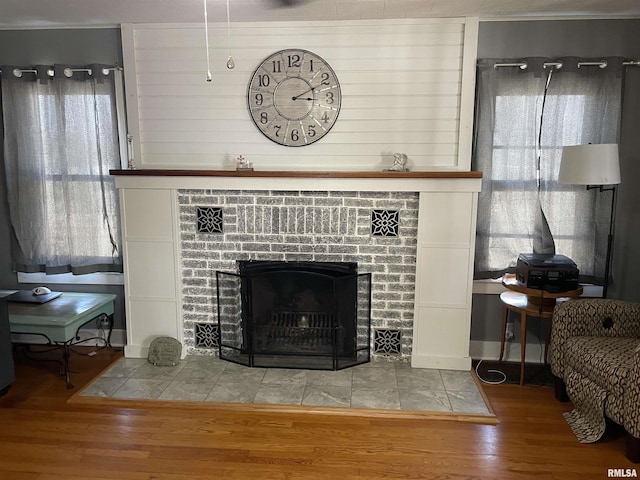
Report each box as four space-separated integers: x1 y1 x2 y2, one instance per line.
1 0 639 28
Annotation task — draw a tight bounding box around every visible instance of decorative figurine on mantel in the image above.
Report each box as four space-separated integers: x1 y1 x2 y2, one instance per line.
384 153 409 172
235 155 253 171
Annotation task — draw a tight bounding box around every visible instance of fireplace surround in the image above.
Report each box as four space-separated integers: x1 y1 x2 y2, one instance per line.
112 170 482 371
217 260 371 370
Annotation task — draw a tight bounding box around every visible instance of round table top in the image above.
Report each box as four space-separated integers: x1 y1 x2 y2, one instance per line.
501 274 583 299
499 290 572 318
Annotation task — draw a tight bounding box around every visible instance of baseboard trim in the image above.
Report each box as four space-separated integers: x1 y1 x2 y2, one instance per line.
124 344 149 358
410 354 472 370
469 340 546 364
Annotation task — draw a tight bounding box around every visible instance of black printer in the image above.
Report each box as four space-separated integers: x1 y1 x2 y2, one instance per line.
515 253 579 293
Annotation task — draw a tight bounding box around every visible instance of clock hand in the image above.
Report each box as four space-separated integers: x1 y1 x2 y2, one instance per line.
292 86 315 101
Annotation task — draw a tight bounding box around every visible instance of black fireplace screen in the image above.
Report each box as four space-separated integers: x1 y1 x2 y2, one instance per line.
216 261 371 370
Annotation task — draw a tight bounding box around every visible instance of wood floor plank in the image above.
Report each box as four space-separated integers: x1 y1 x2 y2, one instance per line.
1 348 635 479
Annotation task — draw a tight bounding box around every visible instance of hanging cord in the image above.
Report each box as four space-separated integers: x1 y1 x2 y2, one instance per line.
89 77 120 259
475 359 507 385
533 64 559 254
536 66 555 189
203 0 212 82
226 0 235 69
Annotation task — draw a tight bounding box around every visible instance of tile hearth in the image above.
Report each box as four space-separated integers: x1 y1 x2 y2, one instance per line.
80 356 491 415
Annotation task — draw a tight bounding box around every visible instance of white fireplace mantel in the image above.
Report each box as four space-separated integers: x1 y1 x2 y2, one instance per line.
112 169 482 371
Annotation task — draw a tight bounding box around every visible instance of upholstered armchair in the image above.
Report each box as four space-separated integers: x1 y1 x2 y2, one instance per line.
549 298 640 463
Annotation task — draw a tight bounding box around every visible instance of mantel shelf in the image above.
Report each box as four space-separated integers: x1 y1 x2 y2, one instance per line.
109 169 482 179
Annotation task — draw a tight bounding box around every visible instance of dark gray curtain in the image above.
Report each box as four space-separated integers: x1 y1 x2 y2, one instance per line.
1 64 122 274
473 57 624 284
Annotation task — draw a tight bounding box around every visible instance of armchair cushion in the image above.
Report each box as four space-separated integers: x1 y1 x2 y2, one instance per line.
550 299 640 381
549 298 640 462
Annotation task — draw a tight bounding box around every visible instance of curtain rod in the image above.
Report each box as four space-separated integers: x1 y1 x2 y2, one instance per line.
0 66 122 77
492 61 563 70
493 59 640 69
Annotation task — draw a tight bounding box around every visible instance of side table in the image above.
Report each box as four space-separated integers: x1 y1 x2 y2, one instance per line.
499 275 583 385
1 291 117 389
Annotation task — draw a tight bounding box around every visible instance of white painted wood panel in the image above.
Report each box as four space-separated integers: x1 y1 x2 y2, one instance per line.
124 18 474 171
416 247 471 307
136 46 464 64
417 192 475 246
412 307 473 370
122 188 174 240
140 118 459 132
136 73 462 92
119 187 183 358
126 300 182 358
132 21 466 49
138 93 460 111
411 190 478 370
114 175 481 193
140 142 458 157
138 106 459 122
125 242 177 299
141 130 459 145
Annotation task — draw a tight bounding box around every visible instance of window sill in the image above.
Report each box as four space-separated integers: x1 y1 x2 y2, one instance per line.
17 271 124 286
472 279 603 297
473 279 507 295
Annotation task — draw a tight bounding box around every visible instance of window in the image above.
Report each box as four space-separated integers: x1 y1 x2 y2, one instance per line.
1 65 124 276
473 58 623 283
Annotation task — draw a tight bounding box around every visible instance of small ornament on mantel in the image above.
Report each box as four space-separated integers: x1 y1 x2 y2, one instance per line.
236 155 254 171
126 134 136 170
384 153 409 172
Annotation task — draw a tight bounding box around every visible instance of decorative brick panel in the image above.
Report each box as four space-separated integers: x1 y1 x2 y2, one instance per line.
196 207 223 234
374 329 402 355
371 209 400 237
195 322 219 349
178 189 419 359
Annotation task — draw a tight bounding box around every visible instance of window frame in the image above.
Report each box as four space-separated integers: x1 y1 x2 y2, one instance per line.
14 69 128 285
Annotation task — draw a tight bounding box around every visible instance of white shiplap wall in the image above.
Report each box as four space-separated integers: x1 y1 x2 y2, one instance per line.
122 18 477 171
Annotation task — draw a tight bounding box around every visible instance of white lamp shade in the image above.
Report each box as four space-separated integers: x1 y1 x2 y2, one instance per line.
558 144 621 185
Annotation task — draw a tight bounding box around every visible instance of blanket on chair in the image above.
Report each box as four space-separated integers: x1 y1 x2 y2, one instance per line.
563 369 608 443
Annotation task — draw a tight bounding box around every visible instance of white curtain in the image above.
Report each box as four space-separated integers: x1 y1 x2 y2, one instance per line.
473 57 624 284
1 64 122 274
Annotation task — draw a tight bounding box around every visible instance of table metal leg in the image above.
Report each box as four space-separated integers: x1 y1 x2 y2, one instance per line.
61 341 74 389
499 305 508 362
543 318 552 365
104 314 114 348
520 311 527 385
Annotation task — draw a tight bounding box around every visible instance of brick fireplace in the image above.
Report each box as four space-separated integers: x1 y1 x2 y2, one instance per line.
112 170 481 371
179 188 418 361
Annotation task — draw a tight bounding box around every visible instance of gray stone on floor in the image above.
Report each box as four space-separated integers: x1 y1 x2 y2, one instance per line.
80 355 492 416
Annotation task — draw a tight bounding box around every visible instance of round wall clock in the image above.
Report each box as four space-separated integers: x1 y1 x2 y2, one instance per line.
247 49 342 147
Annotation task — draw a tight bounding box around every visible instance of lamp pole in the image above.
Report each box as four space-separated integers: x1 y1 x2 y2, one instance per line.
588 185 617 298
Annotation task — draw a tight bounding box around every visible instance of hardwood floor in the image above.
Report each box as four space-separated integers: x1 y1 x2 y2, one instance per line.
0 347 635 479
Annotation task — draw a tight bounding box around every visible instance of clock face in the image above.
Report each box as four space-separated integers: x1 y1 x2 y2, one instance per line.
247 49 341 147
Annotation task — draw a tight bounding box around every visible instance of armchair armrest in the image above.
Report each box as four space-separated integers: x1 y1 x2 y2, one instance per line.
550 299 640 379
